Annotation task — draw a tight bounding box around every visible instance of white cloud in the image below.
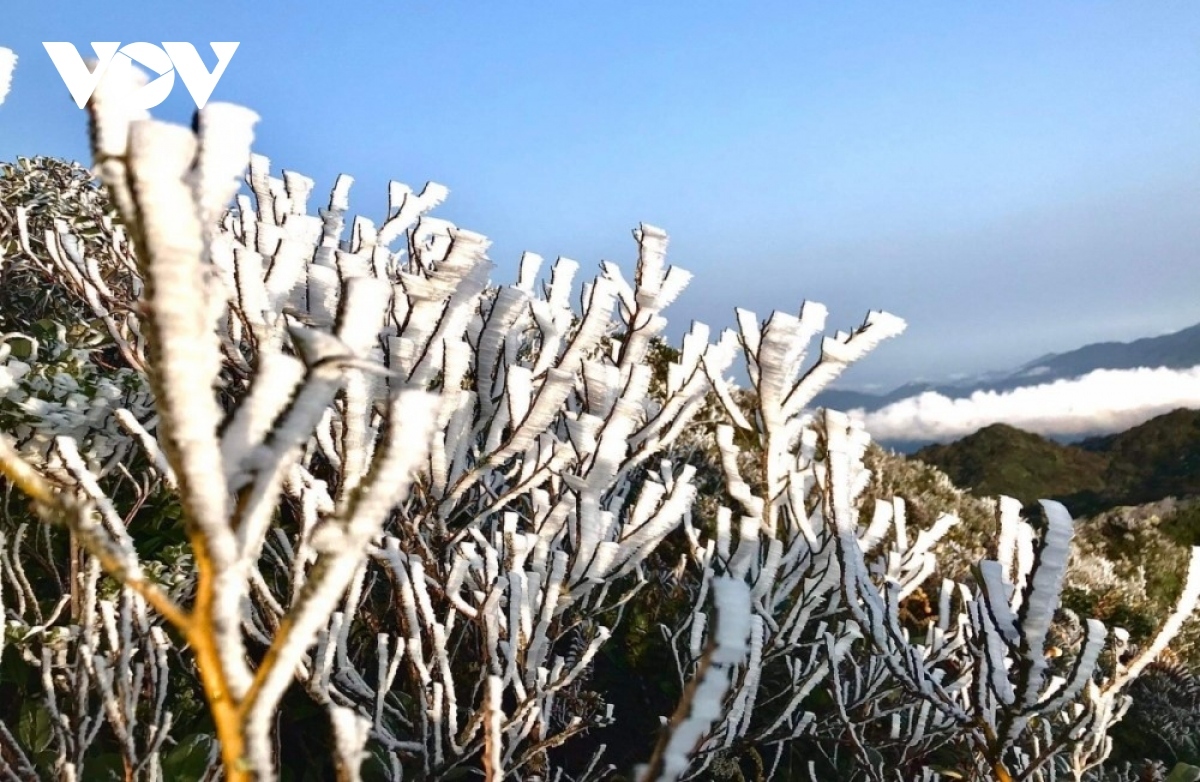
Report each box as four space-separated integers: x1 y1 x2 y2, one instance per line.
0 48 15 107
852 365 1200 442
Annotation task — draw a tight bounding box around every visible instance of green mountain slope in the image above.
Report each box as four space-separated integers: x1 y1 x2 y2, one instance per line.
912 423 1109 507
911 408 1200 515
1081 408 1200 508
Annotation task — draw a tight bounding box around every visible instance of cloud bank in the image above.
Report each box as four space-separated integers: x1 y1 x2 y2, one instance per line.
853 365 1200 443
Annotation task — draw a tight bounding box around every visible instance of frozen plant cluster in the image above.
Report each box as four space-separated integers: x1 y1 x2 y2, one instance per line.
0 330 153 473
1 48 1199 782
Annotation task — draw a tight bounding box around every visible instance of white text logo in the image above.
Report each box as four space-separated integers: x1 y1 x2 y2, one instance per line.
43 42 239 110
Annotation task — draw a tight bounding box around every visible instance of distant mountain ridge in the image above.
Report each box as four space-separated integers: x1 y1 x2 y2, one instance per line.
817 321 1200 414
911 408 1200 516
1013 322 1200 380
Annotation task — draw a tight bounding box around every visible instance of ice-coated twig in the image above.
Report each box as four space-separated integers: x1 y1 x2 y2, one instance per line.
639 578 752 782
1106 545 1200 692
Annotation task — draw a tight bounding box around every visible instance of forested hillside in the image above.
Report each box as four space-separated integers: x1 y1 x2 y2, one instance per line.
912 423 1109 507
913 408 1200 519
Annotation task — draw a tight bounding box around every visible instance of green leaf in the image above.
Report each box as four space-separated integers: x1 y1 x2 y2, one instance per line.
5 335 34 359
1167 763 1200 782
17 700 52 754
163 732 214 780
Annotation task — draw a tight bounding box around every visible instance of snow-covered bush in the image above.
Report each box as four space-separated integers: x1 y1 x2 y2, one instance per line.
1 50 1199 782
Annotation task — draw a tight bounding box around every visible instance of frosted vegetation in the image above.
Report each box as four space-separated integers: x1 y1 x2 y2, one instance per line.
1 48 1199 781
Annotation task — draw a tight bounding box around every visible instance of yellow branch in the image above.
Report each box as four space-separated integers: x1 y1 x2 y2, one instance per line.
0 435 58 505
186 527 251 781
0 435 192 630
0 435 253 769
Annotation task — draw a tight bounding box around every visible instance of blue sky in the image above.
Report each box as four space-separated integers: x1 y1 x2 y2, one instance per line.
3 2 1199 389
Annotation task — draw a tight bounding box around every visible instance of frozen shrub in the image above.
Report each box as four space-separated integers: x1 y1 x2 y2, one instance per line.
1108 659 1200 769
0 51 1198 782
